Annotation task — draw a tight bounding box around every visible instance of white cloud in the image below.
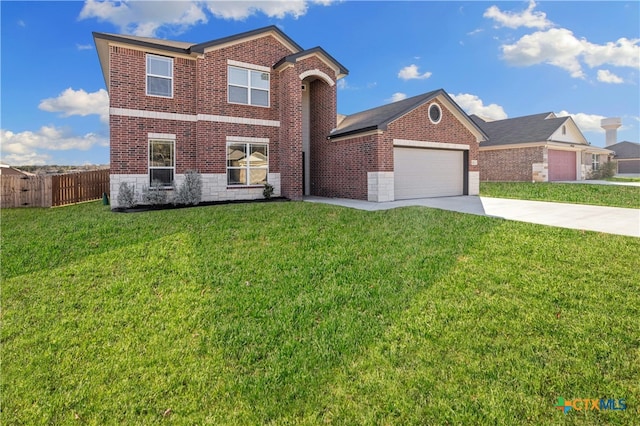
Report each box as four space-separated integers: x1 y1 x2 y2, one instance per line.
17 19 26 27
450 93 508 121
79 0 208 36
583 37 640 69
1 152 52 166
398 64 432 80
556 110 606 133
484 1 552 30
0 126 109 165
337 78 349 90
387 92 407 103
501 28 586 78
597 69 624 84
38 88 109 123
76 43 94 50
498 22 639 79
78 0 334 36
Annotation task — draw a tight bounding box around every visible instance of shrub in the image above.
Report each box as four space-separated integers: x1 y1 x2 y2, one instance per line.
116 182 136 209
263 183 274 199
589 160 617 179
175 170 202 205
141 180 169 205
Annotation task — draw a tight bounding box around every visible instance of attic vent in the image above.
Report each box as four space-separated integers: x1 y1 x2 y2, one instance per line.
301 84 307 92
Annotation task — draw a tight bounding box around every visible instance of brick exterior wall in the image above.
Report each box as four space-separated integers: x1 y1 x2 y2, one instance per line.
314 98 479 200
480 146 545 181
313 134 380 200
109 33 342 205
386 99 479 174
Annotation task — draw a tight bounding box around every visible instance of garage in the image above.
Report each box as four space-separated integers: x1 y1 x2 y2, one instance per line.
548 150 576 181
393 147 464 199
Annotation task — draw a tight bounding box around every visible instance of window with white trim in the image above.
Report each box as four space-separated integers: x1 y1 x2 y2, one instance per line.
149 139 175 186
227 142 268 186
147 54 173 97
228 66 270 107
592 154 599 171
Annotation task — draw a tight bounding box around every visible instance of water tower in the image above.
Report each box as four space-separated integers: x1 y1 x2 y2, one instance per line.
601 117 621 147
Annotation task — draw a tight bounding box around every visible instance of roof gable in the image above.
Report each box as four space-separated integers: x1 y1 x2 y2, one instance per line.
330 90 487 142
190 25 302 54
273 47 348 79
473 112 588 147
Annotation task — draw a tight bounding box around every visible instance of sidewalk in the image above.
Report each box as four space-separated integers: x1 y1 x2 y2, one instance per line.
304 196 640 238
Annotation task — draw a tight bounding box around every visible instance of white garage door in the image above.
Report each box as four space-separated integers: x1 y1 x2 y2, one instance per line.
394 147 464 199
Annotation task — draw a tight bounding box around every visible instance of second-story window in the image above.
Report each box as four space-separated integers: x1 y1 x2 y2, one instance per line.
228 66 270 107
147 54 173 98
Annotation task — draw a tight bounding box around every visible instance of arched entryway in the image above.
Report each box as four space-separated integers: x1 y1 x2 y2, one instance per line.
300 70 335 196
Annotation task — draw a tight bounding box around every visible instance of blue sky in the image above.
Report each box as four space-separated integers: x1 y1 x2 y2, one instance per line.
1 0 639 165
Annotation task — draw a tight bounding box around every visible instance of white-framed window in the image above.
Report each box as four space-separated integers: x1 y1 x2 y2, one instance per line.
147 54 173 98
228 66 270 107
149 139 175 186
227 142 268 186
592 154 599 171
428 103 442 124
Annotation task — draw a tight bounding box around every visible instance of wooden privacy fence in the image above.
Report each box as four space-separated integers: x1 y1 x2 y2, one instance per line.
1 169 110 208
51 169 110 207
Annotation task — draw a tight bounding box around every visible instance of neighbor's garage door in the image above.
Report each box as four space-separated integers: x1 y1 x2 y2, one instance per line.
618 160 640 174
548 150 576 181
393 147 464 199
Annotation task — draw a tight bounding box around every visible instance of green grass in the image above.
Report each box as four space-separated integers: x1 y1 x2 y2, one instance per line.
480 182 640 208
2 201 639 424
607 177 640 183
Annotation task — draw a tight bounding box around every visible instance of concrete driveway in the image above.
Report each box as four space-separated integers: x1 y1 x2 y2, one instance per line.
304 196 640 238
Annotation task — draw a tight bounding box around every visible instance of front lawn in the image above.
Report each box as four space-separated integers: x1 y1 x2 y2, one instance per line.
2 201 638 424
481 181 640 208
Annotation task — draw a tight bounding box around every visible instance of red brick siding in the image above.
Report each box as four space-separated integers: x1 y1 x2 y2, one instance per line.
277 66 303 199
195 122 279 174
312 134 379 200
196 36 291 121
386 99 479 172
110 115 196 174
480 146 544 181
312 98 479 200
109 46 196 114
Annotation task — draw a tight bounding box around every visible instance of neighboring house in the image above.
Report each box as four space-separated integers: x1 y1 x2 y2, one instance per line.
607 141 640 174
472 113 612 182
0 164 33 177
94 26 485 207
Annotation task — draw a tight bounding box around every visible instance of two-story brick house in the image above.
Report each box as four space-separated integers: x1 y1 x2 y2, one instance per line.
94 26 486 207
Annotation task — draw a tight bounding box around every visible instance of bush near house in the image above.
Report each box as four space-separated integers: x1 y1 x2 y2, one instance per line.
2 202 638 425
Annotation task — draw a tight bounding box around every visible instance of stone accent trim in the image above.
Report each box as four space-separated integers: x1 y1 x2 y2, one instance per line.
226 136 270 143
367 171 394 202
227 59 271 72
110 107 280 127
393 139 470 150
468 171 479 195
110 172 281 209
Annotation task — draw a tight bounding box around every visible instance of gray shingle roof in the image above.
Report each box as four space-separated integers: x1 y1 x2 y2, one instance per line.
273 46 348 76
607 141 640 159
330 90 471 139
471 112 575 147
93 26 301 56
